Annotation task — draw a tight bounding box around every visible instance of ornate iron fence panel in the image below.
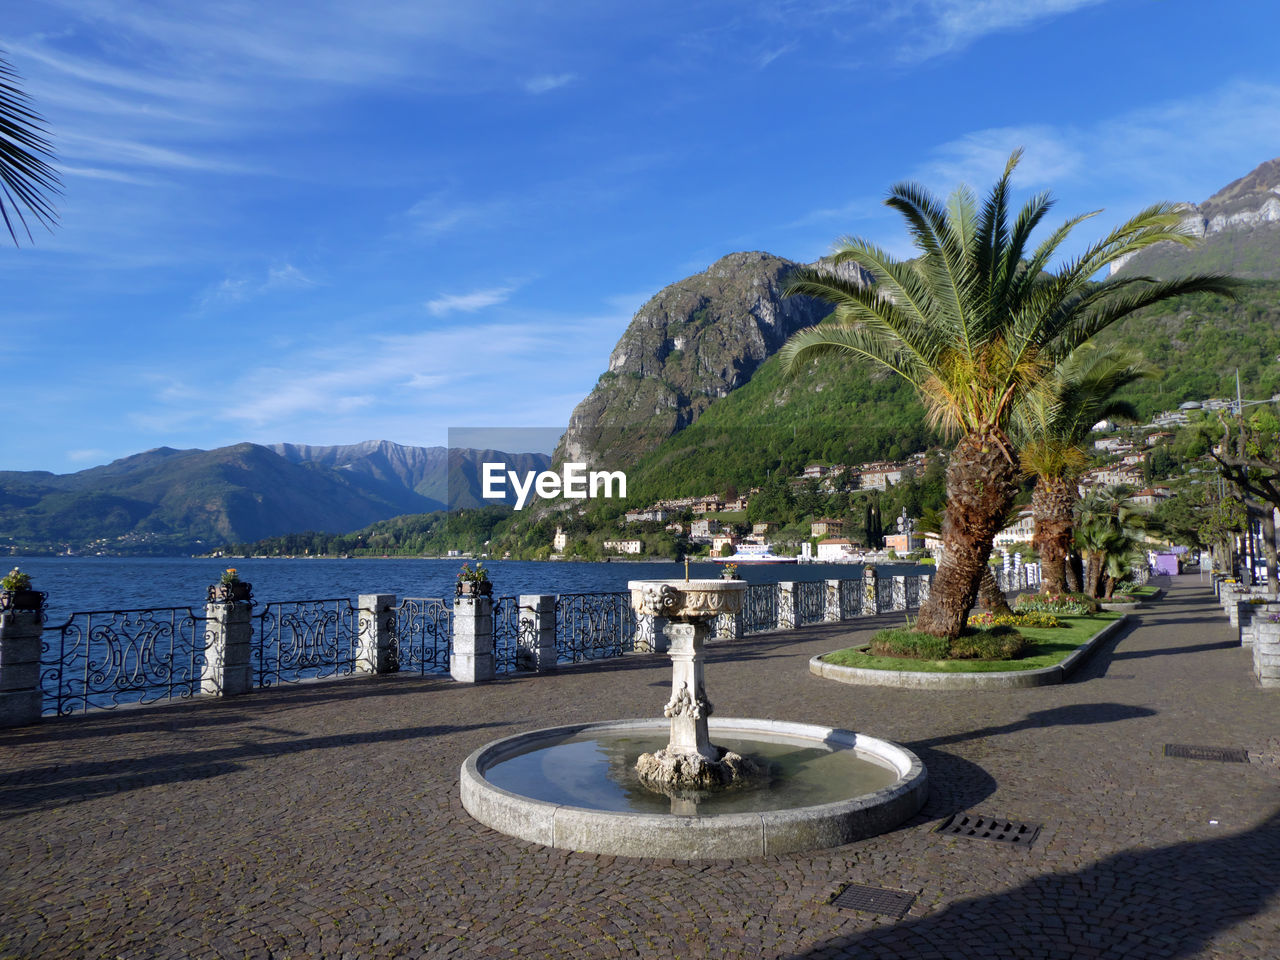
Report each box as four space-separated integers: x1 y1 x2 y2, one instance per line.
253 598 361 688
555 592 635 662
741 583 778 635
391 598 453 675
796 580 827 625
875 576 895 612
839 578 864 618
904 576 922 609
491 596 524 673
40 607 207 716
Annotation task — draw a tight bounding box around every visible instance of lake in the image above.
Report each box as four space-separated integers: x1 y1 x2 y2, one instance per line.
8 556 930 625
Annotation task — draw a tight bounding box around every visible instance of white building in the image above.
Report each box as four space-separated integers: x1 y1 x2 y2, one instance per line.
817 537 856 561
993 509 1036 548
602 539 643 555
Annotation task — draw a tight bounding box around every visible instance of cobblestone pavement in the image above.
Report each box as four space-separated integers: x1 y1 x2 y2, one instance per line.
1 575 1277 959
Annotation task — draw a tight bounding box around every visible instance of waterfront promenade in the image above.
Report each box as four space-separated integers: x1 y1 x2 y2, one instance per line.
1 575 1276 959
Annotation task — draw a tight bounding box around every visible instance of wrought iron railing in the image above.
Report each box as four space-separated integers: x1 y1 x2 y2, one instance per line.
40 607 208 716
391 597 452 675
491 595 525 673
741 583 778 635
839 578 863 617
554 592 635 662
253 598 362 688
875 576 896 612
796 580 827 625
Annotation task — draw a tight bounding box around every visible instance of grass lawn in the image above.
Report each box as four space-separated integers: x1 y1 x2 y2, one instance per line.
1124 585 1160 598
821 612 1122 674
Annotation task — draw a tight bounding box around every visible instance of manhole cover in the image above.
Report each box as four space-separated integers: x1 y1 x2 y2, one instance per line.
936 813 1041 846
830 882 916 918
1164 744 1249 763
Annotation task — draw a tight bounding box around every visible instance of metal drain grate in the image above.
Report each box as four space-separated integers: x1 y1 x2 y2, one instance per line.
1164 743 1249 763
830 883 916 918
936 813 1041 846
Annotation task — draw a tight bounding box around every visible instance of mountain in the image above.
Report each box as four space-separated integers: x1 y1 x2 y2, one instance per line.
0 441 551 554
1114 157 1280 280
556 251 869 469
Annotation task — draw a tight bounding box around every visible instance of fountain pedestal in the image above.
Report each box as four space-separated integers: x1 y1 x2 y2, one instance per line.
663 619 715 761
629 579 765 795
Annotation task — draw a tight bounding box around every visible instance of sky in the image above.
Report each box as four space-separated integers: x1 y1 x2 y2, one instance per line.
2 0 1279 471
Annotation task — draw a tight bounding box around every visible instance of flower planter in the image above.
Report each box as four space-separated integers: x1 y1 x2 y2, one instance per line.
1253 620 1280 688
456 581 493 599
207 582 253 604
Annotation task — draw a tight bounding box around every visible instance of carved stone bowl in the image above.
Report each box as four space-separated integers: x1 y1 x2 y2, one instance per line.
628 579 746 622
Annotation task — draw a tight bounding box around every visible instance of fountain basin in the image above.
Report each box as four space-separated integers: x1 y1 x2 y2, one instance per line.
460 717 927 858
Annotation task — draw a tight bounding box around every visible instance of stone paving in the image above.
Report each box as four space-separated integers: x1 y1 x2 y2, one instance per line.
0 574 1277 959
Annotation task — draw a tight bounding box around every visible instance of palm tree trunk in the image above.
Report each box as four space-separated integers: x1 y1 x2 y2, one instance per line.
978 565 1014 616
1033 476 1075 595
1065 553 1083 593
915 432 1020 639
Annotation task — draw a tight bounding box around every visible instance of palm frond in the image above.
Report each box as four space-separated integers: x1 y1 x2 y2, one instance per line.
0 53 60 245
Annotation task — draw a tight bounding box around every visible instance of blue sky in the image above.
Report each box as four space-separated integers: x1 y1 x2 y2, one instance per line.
2 0 1279 471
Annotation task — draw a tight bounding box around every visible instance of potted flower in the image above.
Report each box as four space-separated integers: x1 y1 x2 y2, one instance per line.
456 563 493 598
721 562 739 580
207 568 253 604
0 567 45 616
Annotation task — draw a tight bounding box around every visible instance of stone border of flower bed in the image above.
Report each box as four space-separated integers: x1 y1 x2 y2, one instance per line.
808 615 1130 690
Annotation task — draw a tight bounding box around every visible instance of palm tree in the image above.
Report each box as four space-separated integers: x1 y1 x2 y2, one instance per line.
780 150 1237 639
0 52 59 245
1015 343 1154 595
1074 486 1149 598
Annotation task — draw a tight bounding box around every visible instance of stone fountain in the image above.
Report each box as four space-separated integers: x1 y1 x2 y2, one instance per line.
459 575 928 858
628 579 768 796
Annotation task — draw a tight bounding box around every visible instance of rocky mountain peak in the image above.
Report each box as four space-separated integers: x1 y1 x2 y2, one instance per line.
558 250 869 468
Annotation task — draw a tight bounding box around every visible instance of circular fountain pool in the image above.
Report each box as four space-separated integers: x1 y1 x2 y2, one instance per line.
461 717 927 858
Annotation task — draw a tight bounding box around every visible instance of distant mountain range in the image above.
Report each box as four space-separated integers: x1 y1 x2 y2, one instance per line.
0 441 549 554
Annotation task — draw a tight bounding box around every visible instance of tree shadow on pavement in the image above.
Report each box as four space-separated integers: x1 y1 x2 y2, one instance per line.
797 804 1280 960
0 720 505 818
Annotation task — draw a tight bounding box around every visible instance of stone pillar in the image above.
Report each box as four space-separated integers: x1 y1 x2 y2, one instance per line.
635 613 670 653
1254 619 1280 688
356 593 396 673
864 568 879 614
518 595 558 672
778 582 799 630
0 609 43 727
919 573 931 604
892 575 907 611
202 599 254 696
715 610 742 641
661 619 715 761
452 595 495 683
824 579 844 622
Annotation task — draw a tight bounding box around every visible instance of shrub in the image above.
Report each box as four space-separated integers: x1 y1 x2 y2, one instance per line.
1014 592 1098 615
968 610 1061 629
947 626 1027 660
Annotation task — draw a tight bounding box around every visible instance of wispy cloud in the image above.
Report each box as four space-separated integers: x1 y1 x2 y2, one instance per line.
425 287 514 316
196 264 320 311
65 448 107 463
524 73 576 94
916 81 1280 203
756 42 797 69
891 0 1111 61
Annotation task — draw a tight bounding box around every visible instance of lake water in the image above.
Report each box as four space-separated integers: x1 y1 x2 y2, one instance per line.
8 556 929 625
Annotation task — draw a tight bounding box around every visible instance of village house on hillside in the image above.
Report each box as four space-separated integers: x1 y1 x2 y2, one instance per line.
811 518 844 538
603 538 642 554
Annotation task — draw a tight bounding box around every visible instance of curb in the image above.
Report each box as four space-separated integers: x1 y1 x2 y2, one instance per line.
809 615 1130 690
